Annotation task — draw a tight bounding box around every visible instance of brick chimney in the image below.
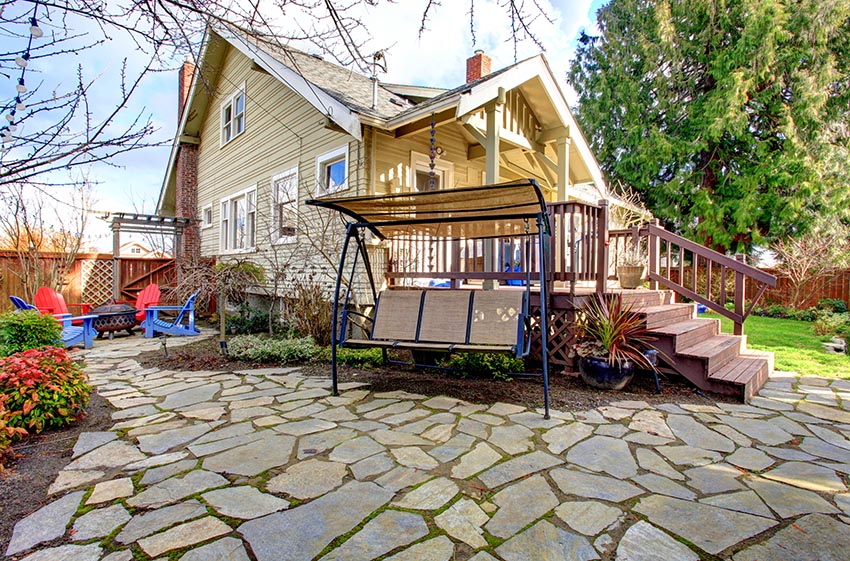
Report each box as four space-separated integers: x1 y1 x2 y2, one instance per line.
178 56 195 119
466 50 491 83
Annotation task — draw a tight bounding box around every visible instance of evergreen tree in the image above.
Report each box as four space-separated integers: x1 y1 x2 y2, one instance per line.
569 0 850 251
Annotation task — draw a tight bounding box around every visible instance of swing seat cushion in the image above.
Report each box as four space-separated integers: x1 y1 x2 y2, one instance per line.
342 288 526 356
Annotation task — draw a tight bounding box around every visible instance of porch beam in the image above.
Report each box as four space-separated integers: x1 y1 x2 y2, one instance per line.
537 125 570 144
528 152 557 186
462 123 487 146
393 108 455 138
484 89 505 277
468 142 518 161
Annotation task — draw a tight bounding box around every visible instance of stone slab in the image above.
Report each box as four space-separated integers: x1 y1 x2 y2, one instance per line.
72 504 131 541
17 544 101 561
203 433 295 476
384 536 454 561
542 422 593 455
555 501 622 536
117 500 208 544
634 494 777 555
239 481 394 561
495 520 599 561
733 514 850 561
6 490 84 556
616 520 699 561
478 450 563 488
392 477 458 510
318 510 428 561
434 499 489 548
550 468 644 502
86 477 134 504
266 459 347 499
179 537 251 561
566 435 637 478
137 516 231 558
127 470 229 509
762 461 846 493
203 485 290 519
485 474 559 538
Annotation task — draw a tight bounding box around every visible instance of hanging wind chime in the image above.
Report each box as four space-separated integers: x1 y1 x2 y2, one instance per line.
1 1 42 150
428 113 437 270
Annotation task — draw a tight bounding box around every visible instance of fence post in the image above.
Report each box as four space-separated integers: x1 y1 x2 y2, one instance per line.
734 253 746 336
648 219 660 290
596 200 609 295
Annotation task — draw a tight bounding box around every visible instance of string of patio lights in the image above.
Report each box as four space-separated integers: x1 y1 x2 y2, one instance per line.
1 1 44 149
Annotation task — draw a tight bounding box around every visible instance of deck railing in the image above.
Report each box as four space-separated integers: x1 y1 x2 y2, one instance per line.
386 200 609 294
644 220 776 334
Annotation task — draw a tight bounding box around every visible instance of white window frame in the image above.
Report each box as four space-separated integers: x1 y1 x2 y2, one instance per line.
219 184 257 254
272 167 299 245
220 83 246 146
315 145 348 195
201 204 213 229
410 151 454 192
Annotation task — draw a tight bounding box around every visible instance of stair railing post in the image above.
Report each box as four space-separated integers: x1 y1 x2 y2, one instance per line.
648 219 660 290
596 199 609 295
734 253 746 336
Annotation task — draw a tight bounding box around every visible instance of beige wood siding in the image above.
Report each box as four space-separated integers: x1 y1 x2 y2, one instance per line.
195 44 368 295
372 125 487 194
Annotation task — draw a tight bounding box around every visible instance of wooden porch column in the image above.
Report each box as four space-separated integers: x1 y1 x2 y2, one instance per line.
483 88 505 280
111 221 121 300
734 253 746 336
556 137 570 200
596 200 609 295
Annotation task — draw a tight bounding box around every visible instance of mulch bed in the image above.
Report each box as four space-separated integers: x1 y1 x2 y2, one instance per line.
0 393 113 555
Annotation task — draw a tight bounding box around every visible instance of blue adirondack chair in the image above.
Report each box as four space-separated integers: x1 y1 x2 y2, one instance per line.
142 290 201 338
8 296 97 349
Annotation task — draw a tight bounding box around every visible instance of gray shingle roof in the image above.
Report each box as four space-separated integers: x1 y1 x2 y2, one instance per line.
245 34 415 119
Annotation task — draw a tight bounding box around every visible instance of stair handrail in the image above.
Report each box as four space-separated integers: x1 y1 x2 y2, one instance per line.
645 219 776 335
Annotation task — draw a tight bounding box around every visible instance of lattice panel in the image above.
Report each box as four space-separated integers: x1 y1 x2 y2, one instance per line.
528 305 576 369
80 259 113 305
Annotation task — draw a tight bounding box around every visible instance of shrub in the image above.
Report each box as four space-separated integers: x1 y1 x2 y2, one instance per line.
283 277 333 346
0 394 28 470
227 303 272 335
0 310 63 357
812 310 850 337
441 352 525 381
228 334 319 363
818 298 848 314
751 304 817 322
0 347 91 433
315 346 384 369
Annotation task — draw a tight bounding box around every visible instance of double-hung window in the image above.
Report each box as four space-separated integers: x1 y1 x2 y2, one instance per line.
220 185 257 252
221 85 246 145
316 145 348 195
272 168 298 244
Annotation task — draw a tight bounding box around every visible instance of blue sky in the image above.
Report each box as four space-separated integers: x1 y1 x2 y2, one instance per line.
2 0 607 249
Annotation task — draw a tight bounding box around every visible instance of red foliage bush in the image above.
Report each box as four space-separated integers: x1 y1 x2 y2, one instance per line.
0 346 91 434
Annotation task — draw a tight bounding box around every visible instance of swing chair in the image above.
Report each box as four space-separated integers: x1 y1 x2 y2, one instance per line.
306 178 554 418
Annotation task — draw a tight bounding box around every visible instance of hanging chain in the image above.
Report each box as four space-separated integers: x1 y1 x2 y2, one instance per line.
429 113 436 190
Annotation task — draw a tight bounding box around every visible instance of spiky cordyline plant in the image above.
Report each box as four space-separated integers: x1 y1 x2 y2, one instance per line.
575 293 655 369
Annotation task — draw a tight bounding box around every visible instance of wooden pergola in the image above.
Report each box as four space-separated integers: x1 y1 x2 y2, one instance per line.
104 213 194 300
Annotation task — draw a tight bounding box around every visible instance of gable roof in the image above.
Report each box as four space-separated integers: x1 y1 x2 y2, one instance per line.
159 26 608 213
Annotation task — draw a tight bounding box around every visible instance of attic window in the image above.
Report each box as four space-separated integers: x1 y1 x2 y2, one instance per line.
221 85 246 146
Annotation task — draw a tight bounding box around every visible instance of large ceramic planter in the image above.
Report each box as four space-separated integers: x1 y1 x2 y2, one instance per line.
617 265 646 289
578 356 635 390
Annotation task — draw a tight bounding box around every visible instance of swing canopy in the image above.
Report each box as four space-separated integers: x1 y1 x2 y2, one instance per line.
306 179 550 240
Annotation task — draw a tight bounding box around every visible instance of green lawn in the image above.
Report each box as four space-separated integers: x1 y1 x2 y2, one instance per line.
702 312 850 378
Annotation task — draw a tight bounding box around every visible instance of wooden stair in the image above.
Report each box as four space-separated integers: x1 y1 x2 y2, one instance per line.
639 301 772 401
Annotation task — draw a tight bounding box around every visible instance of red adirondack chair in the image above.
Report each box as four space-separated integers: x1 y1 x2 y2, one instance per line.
119 284 161 324
34 286 91 325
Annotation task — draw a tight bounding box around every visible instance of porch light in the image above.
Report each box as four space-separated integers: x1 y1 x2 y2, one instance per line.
30 18 43 38
16 79 27 94
15 53 30 68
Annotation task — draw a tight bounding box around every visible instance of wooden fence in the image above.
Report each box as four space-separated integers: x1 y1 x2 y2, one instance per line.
0 251 177 312
747 269 850 309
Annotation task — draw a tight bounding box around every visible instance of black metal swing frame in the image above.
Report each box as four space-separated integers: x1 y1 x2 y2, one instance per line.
306 179 554 418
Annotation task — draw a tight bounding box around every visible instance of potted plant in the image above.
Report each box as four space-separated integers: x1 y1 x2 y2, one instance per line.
617 245 646 289
573 294 656 390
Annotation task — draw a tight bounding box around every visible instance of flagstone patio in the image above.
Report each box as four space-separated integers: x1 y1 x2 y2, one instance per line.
5 332 850 560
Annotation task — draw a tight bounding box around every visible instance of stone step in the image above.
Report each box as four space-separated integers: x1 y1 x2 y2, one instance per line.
677 334 744 375
648 318 720 353
640 304 696 330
